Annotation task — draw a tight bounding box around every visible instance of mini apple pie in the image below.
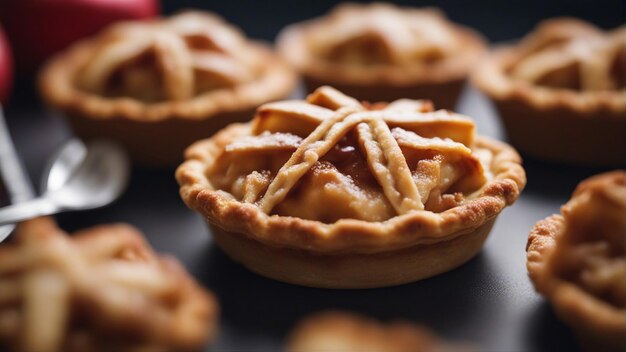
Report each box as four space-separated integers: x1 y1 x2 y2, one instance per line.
0 218 219 352
473 18 626 166
177 86 525 289
286 311 474 352
39 11 297 166
527 171 625 351
276 3 486 109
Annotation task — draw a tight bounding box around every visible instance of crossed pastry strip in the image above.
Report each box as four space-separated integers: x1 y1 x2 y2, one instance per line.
222 86 486 217
0 218 217 352
511 22 626 91
78 12 258 101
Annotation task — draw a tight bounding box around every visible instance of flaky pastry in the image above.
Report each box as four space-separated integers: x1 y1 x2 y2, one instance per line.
40 11 296 166
473 18 626 166
527 171 625 351
0 218 218 352
285 311 473 352
177 86 525 288
277 2 486 109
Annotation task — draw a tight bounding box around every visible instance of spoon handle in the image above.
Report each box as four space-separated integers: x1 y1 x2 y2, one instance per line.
0 105 37 241
0 198 57 226
0 106 36 203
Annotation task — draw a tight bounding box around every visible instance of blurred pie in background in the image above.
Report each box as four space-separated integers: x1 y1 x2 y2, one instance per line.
285 311 474 352
277 2 487 109
473 18 626 166
527 171 625 352
39 11 297 167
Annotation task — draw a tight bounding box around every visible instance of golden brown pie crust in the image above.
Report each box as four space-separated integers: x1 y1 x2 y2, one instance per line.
39 11 297 167
277 3 486 109
473 18 626 166
177 87 525 289
285 311 474 352
0 217 219 352
527 171 625 351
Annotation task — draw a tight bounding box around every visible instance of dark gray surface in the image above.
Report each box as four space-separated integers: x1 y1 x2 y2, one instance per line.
5 86 613 351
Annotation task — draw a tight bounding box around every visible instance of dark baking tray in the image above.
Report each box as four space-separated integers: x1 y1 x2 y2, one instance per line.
5 86 612 351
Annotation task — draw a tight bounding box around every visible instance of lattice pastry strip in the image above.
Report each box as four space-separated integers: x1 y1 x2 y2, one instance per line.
310 3 458 65
78 33 156 95
394 128 486 196
253 87 475 146
511 27 626 91
77 12 259 102
0 218 217 352
252 102 335 136
257 107 360 213
356 118 423 213
307 85 362 109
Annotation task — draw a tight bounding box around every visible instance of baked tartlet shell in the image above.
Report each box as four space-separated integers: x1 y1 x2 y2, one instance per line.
177 123 525 289
210 218 494 289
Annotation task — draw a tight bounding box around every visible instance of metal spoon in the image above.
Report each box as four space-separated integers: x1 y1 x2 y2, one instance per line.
0 139 130 226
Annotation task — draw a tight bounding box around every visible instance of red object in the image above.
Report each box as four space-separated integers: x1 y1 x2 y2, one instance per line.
0 25 12 104
0 0 159 74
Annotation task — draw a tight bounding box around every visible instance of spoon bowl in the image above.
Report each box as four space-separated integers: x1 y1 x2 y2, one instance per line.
0 139 130 226
46 140 129 209
41 138 87 193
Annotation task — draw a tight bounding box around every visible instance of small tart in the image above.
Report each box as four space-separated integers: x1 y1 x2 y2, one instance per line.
0 217 219 352
473 18 626 166
285 311 474 352
177 86 525 288
527 171 626 351
39 11 297 166
277 2 486 109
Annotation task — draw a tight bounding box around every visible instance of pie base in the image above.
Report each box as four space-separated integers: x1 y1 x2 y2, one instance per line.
528 215 625 351
493 99 626 167
65 108 256 167
304 76 465 110
209 217 495 289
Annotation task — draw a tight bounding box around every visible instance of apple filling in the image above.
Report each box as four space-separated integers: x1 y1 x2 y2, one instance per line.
208 87 489 223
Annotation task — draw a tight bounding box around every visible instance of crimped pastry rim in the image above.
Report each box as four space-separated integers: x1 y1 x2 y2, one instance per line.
176 122 526 255
276 10 487 86
39 36 297 122
472 46 626 115
526 213 626 339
